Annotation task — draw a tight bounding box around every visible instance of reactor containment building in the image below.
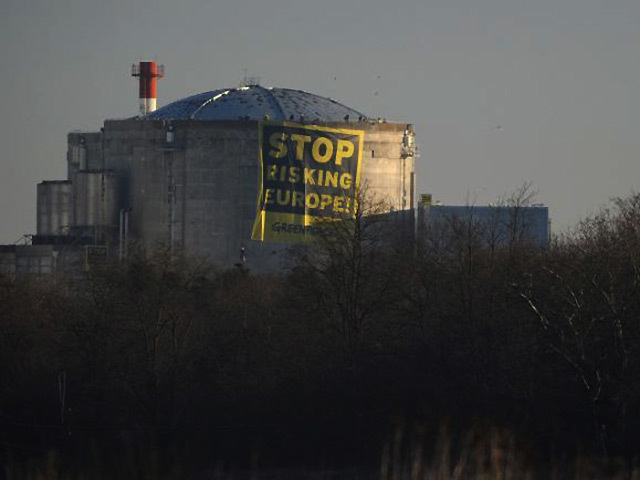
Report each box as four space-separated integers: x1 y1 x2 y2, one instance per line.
8 64 417 274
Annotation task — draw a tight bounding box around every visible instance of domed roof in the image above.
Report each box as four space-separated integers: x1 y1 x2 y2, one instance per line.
143 85 366 122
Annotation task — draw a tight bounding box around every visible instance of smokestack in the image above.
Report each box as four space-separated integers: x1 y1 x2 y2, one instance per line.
131 61 165 115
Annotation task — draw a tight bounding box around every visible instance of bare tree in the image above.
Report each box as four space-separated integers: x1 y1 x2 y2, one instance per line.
517 193 640 453
495 181 539 250
75 248 214 425
289 188 400 368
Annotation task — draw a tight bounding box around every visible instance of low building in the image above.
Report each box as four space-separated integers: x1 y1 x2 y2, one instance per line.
418 195 550 247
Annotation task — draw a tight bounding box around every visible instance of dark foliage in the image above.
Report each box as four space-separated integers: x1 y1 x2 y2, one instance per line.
2 194 640 477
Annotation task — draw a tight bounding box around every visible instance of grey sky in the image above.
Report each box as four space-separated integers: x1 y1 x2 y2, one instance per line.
1 0 638 242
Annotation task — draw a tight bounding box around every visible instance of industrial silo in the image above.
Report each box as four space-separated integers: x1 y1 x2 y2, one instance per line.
37 181 73 236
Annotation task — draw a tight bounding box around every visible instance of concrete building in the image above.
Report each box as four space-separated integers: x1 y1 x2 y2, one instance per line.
0 238 89 277
3 83 416 275
417 195 550 247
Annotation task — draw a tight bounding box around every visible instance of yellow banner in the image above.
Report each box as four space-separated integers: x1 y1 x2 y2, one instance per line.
252 122 364 243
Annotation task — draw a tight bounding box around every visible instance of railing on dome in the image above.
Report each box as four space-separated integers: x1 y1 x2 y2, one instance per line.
240 75 261 87
131 63 165 78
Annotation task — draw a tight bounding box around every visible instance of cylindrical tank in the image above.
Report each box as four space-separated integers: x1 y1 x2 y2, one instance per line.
37 181 73 235
73 171 117 231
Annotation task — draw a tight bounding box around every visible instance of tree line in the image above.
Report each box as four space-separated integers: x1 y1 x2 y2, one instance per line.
2 191 640 477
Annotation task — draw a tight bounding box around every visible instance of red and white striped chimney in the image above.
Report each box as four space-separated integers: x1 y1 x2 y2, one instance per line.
131 61 165 115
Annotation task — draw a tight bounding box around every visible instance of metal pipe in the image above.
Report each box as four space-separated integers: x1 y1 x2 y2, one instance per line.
119 209 124 262
124 208 130 259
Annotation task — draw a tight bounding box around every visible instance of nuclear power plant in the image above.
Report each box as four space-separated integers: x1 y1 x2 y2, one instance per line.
0 61 417 275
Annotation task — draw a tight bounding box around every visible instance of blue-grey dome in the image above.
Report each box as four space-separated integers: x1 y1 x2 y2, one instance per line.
143 85 366 122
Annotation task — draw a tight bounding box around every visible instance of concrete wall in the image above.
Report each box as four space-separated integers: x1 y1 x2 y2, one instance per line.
0 245 54 276
0 243 88 278
361 123 415 211
102 119 416 271
119 121 265 267
0 249 15 276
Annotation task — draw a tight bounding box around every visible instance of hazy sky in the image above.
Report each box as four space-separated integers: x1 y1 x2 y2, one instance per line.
1 0 639 242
